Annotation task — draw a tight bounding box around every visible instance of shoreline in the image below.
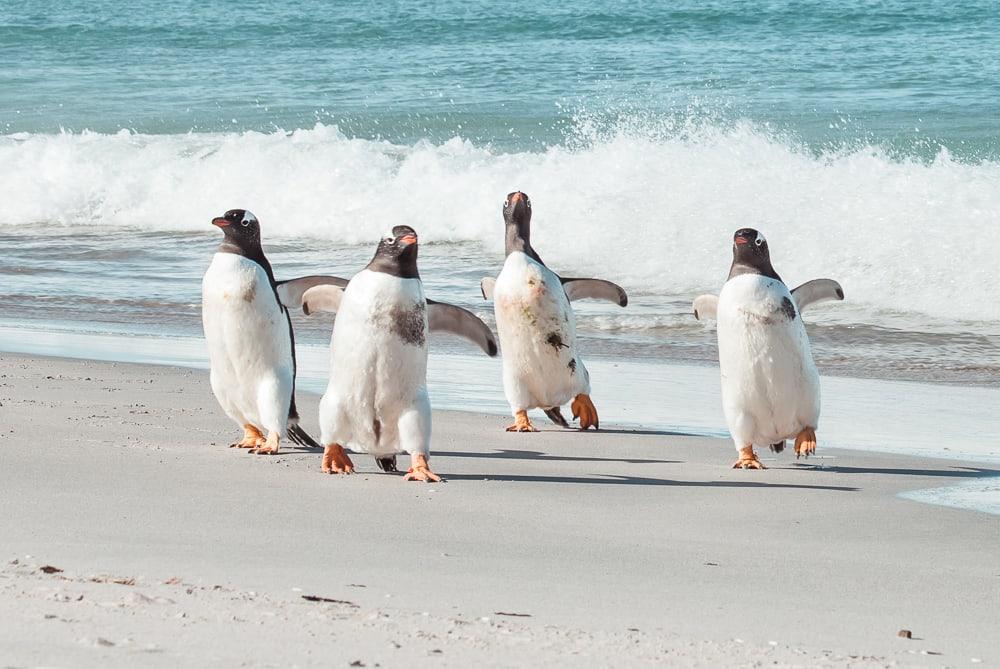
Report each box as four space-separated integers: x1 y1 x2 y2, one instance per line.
1 352 998 666
2 324 999 467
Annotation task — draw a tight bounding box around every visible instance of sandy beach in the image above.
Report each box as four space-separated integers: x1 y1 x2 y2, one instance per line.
1 352 996 667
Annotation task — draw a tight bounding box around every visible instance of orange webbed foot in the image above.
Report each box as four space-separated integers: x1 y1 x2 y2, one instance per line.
403 454 442 482
505 410 538 433
794 428 817 459
571 394 599 430
250 431 280 455
732 446 766 469
322 444 355 474
230 424 265 449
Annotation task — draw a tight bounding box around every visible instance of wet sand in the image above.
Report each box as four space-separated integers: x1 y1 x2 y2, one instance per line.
0 353 997 667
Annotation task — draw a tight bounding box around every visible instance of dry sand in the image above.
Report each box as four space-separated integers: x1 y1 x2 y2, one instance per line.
0 352 997 667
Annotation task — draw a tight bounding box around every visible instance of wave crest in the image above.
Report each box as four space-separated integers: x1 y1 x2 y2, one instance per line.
1 121 997 323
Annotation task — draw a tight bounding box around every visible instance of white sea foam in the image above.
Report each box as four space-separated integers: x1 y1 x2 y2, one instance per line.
1 122 998 323
900 477 1000 516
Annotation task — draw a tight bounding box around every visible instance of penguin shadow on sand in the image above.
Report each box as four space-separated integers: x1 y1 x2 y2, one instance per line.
440 470 858 491
442 448 681 466
790 463 1000 480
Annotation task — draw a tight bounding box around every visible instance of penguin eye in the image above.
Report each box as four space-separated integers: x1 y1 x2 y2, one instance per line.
754 237 764 247
241 219 251 227
384 236 394 244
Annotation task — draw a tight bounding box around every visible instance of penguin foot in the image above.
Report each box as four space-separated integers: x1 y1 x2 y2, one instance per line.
230 424 265 449
249 432 280 455
732 446 765 470
403 454 442 482
571 394 599 430
794 428 817 459
322 444 355 474
505 410 538 432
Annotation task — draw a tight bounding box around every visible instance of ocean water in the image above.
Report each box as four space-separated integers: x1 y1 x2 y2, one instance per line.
1 2 998 510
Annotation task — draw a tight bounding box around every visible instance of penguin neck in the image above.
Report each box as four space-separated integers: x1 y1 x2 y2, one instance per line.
505 223 543 265
727 257 782 283
218 239 277 287
367 250 420 279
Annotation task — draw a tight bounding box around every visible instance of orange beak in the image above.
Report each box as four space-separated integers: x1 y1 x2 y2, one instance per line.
399 234 417 245
212 217 230 227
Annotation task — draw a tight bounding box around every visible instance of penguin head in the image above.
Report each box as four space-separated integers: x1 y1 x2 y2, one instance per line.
729 228 782 282
503 191 531 228
370 225 419 278
733 228 770 261
212 209 261 250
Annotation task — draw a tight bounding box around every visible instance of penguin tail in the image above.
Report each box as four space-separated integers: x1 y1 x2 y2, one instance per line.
375 456 398 473
543 407 570 428
769 441 786 453
287 423 323 450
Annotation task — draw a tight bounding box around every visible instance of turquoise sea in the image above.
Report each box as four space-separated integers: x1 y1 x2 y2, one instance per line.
1 1 998 508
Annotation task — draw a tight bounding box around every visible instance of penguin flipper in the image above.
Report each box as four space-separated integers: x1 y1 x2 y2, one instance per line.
287 423 322 450
692 294 719 320
276 275 350 310
543 407 569 428
426 300 498 356
301 285 347 316
480 277 496 300
791 279 844 311
560 278 628 307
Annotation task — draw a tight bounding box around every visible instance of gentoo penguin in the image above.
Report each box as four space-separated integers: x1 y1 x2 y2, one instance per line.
202 209 336 454
480 192 627 432
288 226 498 481
692 229 844 469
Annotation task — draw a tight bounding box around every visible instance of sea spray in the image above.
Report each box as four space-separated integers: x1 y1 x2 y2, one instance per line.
1 120 998 324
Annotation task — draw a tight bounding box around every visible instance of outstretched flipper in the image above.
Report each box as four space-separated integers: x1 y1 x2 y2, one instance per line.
480 277 496 300
791 279 844 311
301 284 347 315
543 406 569 428
561 278 628 307
692 294 719 320
427 299 498 356
276 275 350 310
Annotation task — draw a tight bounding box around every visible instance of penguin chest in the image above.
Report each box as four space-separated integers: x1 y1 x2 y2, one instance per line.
716 274 820 441
202 254 291 398
493 253 583 406
327 271 429 416
494 254 576 355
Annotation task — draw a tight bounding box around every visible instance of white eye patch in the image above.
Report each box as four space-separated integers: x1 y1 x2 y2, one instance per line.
754 232 767 246
241 211 257 226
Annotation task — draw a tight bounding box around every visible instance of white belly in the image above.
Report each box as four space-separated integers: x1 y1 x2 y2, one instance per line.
492 252 590 411
202 253 293 434
319 270 431 456
717 273 820 446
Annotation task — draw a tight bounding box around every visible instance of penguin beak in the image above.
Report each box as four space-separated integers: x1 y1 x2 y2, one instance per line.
212 217 231 228
399 234 418 246
734 236 749 245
